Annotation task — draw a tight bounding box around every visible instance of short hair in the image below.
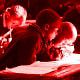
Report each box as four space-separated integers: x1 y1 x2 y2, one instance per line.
60 22 77 42
36 9 60 29
53 22 77 46
4 5 27 25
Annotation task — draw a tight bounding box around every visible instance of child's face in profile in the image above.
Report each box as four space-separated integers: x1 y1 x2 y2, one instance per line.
47 19 62 41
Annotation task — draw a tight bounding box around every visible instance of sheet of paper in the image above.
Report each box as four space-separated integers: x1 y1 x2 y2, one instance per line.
3 61 62 74
5 66 56 74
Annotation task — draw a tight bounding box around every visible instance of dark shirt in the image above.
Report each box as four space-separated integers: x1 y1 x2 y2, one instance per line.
0 25 42 69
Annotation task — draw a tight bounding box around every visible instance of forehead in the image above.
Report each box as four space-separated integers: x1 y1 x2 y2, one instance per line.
5 13 21 22
49 20 62 32
52 19 62 27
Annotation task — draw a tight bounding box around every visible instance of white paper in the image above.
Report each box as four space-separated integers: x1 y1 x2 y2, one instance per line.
4 61 61 74
5 65 56 74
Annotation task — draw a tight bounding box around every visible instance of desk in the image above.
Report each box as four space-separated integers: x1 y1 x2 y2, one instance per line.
0 63 80 80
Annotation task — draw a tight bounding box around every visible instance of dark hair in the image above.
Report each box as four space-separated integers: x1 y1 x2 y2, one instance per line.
36 9 60 29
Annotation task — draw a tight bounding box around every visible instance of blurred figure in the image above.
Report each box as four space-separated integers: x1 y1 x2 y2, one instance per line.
53 22 77 58
0 5 36 70
36 9 62 61
0 5 27 50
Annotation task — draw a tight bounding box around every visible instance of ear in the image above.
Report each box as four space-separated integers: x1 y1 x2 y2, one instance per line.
44 24 50 31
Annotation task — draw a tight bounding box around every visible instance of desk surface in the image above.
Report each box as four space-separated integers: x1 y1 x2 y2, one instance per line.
0 62 80 80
